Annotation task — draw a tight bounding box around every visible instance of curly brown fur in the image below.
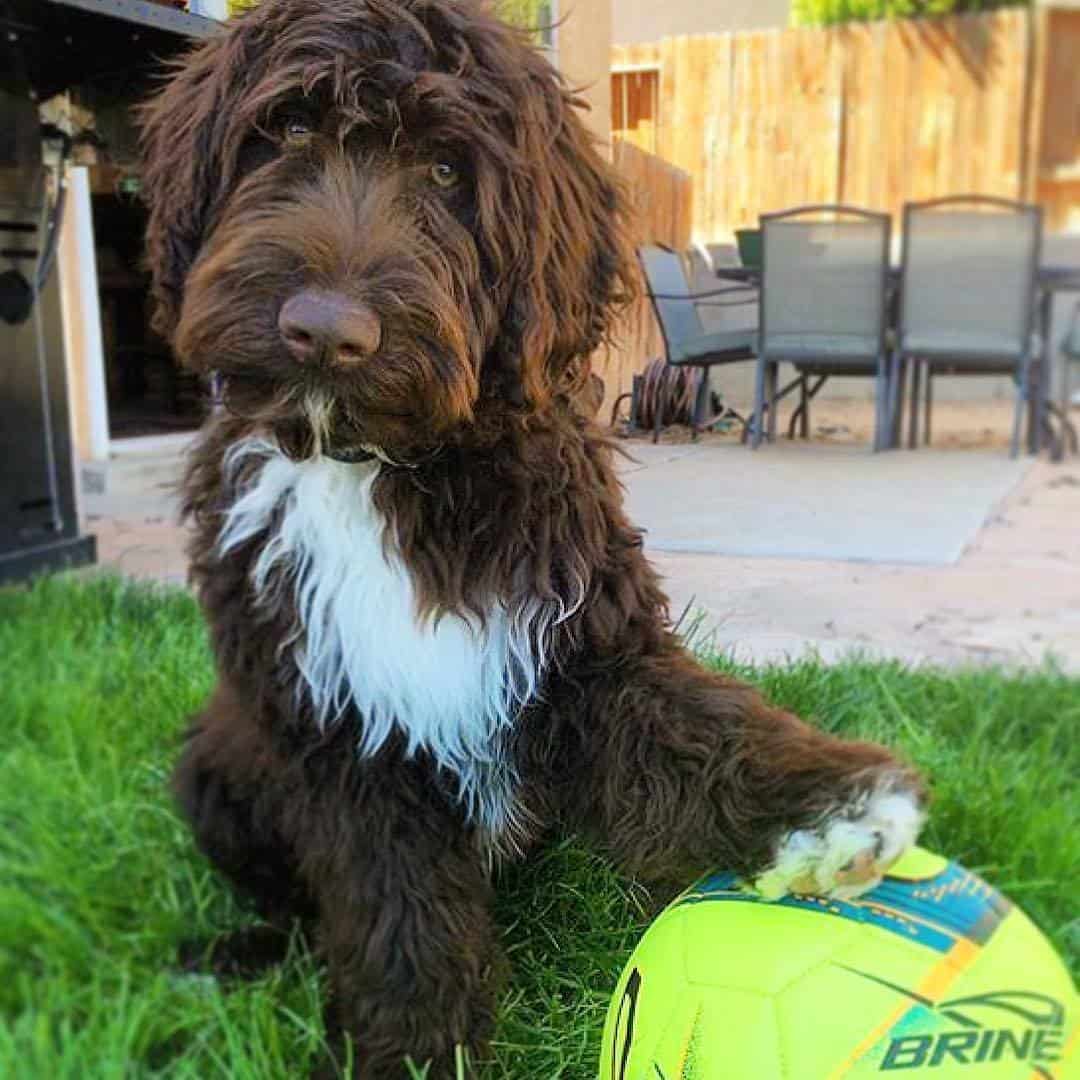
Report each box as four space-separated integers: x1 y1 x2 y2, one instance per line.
140 2 924 1076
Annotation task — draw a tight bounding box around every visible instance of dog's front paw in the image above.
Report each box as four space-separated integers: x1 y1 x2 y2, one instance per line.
753 783 924 901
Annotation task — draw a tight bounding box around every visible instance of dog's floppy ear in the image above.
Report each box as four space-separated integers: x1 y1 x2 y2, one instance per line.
489 72 638 409
138 32 249 342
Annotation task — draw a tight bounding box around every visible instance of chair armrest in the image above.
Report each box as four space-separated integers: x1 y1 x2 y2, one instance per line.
693 286 758 300
696 295 759 309
647 286 758 301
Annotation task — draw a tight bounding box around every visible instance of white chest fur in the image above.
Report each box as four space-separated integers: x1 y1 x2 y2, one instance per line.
217 439 555 832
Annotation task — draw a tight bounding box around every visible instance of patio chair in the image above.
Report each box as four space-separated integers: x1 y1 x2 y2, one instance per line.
898 196 1043 458
638 245 758 440
1060 301 1080 454
751 205 894 450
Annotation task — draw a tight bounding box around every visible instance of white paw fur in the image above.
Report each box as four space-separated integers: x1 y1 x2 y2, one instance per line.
753 785 924 901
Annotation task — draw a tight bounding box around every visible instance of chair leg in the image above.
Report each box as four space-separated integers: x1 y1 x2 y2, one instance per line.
889 352 907 449
691 367 710 441
788 376 805 440
876 353 890 451
652 371 663 444
923 369 933 446
751 357 768 449
1031 292 1053 455
766 363 779 443
799 376 809 439
892 355 907 451
874 352 890 452
1010 355 1029 460
907 360 922 450
1010 393 1024 460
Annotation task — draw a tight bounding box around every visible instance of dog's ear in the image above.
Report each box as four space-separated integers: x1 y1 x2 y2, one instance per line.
138 32 249 342
488 75 639 409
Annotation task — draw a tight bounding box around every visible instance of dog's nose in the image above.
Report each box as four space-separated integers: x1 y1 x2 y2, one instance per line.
278 290 382 366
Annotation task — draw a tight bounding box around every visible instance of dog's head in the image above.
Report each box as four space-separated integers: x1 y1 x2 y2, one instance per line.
139 0 635 460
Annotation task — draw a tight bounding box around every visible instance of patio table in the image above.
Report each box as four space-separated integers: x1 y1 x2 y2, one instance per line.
713 241 1080 458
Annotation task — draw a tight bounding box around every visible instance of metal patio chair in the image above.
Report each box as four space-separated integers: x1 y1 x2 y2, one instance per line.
898 196 1043 458
638 245 758 440
751 205 895 450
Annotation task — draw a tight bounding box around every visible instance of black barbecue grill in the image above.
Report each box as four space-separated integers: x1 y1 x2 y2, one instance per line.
0 0 218 584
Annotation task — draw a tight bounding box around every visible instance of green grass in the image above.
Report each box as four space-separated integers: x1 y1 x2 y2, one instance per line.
1 574 1076 1078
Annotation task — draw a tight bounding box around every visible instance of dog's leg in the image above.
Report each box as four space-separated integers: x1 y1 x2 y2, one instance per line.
571 651 924 900
173 715 315 978
305 812 499 1080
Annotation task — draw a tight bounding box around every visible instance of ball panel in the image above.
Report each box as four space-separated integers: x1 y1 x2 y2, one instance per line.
885 846 949 880
650 989 783 1079
679 901 861 995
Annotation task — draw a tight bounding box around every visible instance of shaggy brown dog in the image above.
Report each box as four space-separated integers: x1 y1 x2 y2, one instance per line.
140 1 925 1075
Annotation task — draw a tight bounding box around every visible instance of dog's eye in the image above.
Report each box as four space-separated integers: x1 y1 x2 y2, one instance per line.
282 119 313 147
429 161 459 189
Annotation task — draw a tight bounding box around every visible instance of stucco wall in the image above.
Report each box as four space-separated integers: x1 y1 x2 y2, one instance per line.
554 0 613 149
612 0 791 45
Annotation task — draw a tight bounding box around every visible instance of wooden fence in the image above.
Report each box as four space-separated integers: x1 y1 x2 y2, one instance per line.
612 6 1080 241
595 140 693 420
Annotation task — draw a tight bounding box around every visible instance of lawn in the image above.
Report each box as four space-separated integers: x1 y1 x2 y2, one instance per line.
1 574 1076 1078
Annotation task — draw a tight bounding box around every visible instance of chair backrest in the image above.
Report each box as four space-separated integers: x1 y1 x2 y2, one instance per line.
1063 301 1080 360
899 196 1042 360
759 205 891 362
688 243 714 276
703 241 739 272
735 228 762 268
638 246 705 360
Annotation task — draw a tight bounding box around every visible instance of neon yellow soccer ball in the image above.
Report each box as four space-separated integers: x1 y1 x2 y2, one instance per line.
600 847 1078 1079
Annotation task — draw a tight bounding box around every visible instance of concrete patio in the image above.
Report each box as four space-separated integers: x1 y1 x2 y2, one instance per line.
82 430 1080 672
